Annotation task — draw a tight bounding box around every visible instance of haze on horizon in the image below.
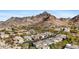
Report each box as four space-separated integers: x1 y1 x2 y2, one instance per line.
0 10 79 21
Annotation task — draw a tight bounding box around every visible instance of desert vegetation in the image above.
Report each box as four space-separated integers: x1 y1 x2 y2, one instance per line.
0 11 79 49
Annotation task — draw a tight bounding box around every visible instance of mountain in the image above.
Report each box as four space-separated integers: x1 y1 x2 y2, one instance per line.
71 15 79 22
71 15 79 25
0 11 69 28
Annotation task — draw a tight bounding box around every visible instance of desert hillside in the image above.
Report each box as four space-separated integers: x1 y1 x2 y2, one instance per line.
0 11 79 49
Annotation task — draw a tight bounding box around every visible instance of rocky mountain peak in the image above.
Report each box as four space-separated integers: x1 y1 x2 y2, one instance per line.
40 11 51 16
36 11 51 18
71 15 79 22
8 17 23 21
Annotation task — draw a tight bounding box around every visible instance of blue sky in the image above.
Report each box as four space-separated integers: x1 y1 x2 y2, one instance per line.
0 10 79 21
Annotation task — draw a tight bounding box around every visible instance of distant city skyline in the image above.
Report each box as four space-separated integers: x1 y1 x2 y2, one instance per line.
0 10 79 21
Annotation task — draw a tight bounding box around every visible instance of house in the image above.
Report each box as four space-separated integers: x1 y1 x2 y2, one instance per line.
33 40 50 49
23 36 33 41
63 27 70 32
54 28 61 31
13 36 24 44
0 32 9 39
64 44 79 49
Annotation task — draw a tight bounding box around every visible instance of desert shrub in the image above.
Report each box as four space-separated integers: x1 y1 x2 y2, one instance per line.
5 31 10 34
19 42 35 49
0 29 5 32
19 43 29 49
18 26 28 30
26 25 34 30
48 28 55 33
12 28 15 31
5 38 14 45
33 26 45 33
70 29 78 33
74 37 79 45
